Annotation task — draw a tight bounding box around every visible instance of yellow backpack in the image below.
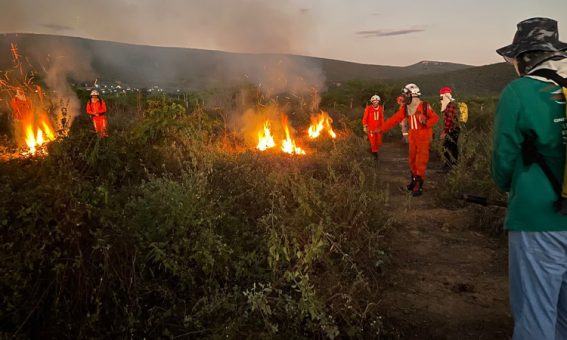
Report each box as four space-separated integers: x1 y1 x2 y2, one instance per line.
457 102 468 123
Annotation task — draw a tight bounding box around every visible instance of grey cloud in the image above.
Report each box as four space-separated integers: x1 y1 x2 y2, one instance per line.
356 28 425 38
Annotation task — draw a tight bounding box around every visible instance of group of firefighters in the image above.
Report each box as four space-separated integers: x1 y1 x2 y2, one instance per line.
9 85 456 190
362 83 461 196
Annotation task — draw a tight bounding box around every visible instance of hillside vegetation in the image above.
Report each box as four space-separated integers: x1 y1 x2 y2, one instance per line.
0 33 481 90
0 76 508 338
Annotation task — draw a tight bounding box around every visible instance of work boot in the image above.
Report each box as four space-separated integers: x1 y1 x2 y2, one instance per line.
373 152 379 161
406 174 416 191
412 176 424 197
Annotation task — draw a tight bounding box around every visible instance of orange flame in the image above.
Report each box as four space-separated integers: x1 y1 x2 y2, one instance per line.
257 120 276 151
24 120 55 155
41 119 55 140
281 115 306 155
308 111 336 139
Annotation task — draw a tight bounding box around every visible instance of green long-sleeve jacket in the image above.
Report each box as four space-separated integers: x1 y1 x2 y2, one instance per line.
492 64 567 231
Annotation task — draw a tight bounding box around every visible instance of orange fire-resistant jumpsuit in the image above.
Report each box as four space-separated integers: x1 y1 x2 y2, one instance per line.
86 99 108 137
382 101 439 179
9 96 33 146
9 96 32 120
362 104 384 153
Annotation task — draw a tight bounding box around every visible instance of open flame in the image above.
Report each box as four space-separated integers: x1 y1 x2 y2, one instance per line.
257 120 276 151
308 111 336 139
1 44 62 157
24 119 55 155
255 116 306 155
281 115 306 155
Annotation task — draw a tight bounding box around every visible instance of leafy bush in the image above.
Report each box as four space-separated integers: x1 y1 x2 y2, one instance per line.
1 96 391 338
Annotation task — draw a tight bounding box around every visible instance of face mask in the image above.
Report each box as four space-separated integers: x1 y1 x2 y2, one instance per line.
440 94 451 111
403 94 413 105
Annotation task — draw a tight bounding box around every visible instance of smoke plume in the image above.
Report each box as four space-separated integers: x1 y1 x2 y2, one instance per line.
25 39 95 129
1 0 327 140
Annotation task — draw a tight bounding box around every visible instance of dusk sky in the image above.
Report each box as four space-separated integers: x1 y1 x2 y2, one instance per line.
1 0 566 67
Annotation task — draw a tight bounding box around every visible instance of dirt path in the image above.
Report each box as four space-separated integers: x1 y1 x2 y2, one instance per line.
377 141 513 339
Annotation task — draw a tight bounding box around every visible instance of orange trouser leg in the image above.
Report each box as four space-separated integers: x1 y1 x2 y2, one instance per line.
414 140 430 179
367 132 383 153
92 116 108 137
408 140 418 176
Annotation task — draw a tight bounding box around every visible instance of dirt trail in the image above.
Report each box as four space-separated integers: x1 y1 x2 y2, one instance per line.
376 141 513 339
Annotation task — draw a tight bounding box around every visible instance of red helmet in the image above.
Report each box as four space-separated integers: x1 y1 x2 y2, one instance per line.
439 87 452 95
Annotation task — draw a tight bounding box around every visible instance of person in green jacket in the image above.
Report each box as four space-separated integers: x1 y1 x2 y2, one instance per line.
492 17 567 340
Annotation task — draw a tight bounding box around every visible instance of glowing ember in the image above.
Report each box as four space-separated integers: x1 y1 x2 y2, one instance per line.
281 115 306 155
308 111 336 139
257 120 276 151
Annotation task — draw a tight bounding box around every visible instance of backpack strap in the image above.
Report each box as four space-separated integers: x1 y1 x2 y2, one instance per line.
529 69 567 87
404 101 429 122
421 101 428 117
523 69 567 212
522 130 562 197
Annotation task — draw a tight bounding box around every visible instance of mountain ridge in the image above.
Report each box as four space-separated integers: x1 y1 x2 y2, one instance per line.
0 33 513 95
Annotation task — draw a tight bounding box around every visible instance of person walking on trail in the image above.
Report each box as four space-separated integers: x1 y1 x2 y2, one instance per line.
397 95 409 144
86 90 108 138
362 94 384 159
439 87 460 172
377 83 439 196
492 17 567 340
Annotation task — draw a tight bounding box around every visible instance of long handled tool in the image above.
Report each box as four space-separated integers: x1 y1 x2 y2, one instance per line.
462 194 507 208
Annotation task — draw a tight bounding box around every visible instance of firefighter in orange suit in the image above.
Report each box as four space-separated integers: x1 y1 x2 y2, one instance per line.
9 87 32 145
362 94 384 159
378 83 439 196
9 87 32 121
86 90 108 138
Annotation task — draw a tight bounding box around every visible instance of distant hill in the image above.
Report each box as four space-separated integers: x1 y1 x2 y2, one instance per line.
391 63 517 97
0 33 474 89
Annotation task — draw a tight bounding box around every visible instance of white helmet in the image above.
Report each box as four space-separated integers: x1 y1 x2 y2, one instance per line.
402 83 421 96
370 94 381 103
90 90 99 96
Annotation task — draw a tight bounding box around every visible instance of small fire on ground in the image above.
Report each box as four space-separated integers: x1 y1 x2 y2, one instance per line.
24 119 55 155
281 115 306 155
256 114 306 155
1 43 68 157
257 121 276 151
308 111 336 139
256 111 337 156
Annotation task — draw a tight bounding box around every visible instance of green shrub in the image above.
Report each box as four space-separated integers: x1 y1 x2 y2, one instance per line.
1 96 390 339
